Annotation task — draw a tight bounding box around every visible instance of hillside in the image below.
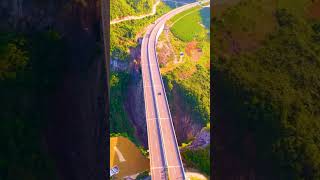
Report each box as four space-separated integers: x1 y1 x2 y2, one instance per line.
158 4 210 141
157 4 210 176
110 0 155 21
110 2 170 60
109 2 172 148
110 1 211 177
213 0 320 179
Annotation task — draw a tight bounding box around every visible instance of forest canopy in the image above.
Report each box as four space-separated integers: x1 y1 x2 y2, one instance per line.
214 6 320 179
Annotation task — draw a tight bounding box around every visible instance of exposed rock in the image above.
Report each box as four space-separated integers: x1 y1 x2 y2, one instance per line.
170 87 203 144
124 45 148 147
111 59 129 71
125 71 148 147
188 128 210 150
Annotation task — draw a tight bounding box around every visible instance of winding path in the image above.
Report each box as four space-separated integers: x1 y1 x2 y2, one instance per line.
110 0 160 25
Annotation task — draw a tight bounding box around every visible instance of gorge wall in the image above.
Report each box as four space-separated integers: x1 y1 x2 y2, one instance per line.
0 0 108 179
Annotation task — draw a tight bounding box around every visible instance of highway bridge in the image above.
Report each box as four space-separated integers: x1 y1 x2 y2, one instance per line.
102 0 207 179
141 2 201 179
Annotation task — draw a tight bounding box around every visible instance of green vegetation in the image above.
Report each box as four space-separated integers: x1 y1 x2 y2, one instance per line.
182 145 210 176
110 72 139 145
164 61 210 125
110 2 170 60
0 30 69 179
278 0 311 15
156 6 210 176
204 122 210 132
214 0 320 178
213 0 277 54
169 6 200 23
160 3 210 127
111 0 154 21
136 170 150 179
169 6 208 42
109 0 172 156
180 139 193 148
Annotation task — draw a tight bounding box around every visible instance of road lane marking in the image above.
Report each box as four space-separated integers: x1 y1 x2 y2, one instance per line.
147 26 170 172
140 63 158 66
144 85 162 88
113 146 126 162
140 2 204 179
151 165 181 170
147 117 169 121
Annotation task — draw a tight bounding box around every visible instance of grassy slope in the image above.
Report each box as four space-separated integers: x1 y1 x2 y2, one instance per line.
214 0 320 179
169 6 207 42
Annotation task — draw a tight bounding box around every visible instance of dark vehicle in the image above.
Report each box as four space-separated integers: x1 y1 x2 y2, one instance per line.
158 92 161 95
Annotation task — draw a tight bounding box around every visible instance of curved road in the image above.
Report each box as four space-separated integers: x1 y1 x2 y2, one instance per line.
110 0 160 25
141 2 203 179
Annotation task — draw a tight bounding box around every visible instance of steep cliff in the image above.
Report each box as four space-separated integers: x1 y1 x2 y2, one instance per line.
124 56 148 147
0 0 107 179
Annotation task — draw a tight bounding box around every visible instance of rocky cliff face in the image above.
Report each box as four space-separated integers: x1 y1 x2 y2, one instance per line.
125 69 148 147
188 128 210 150
0 0 108 179
123 61 203 147
0 0 100 34
123 45 149 147
170 87 203 144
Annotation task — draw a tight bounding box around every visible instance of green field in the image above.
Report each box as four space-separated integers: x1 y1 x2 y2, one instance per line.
169 6 208 42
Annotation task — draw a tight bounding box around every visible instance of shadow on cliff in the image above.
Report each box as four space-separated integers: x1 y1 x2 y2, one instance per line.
0 1 108 180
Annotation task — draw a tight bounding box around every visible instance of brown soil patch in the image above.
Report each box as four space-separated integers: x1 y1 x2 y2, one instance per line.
185 41 202 61
307 0 320 20
177 65 197 79
110 137 149 179
157 41 171 66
